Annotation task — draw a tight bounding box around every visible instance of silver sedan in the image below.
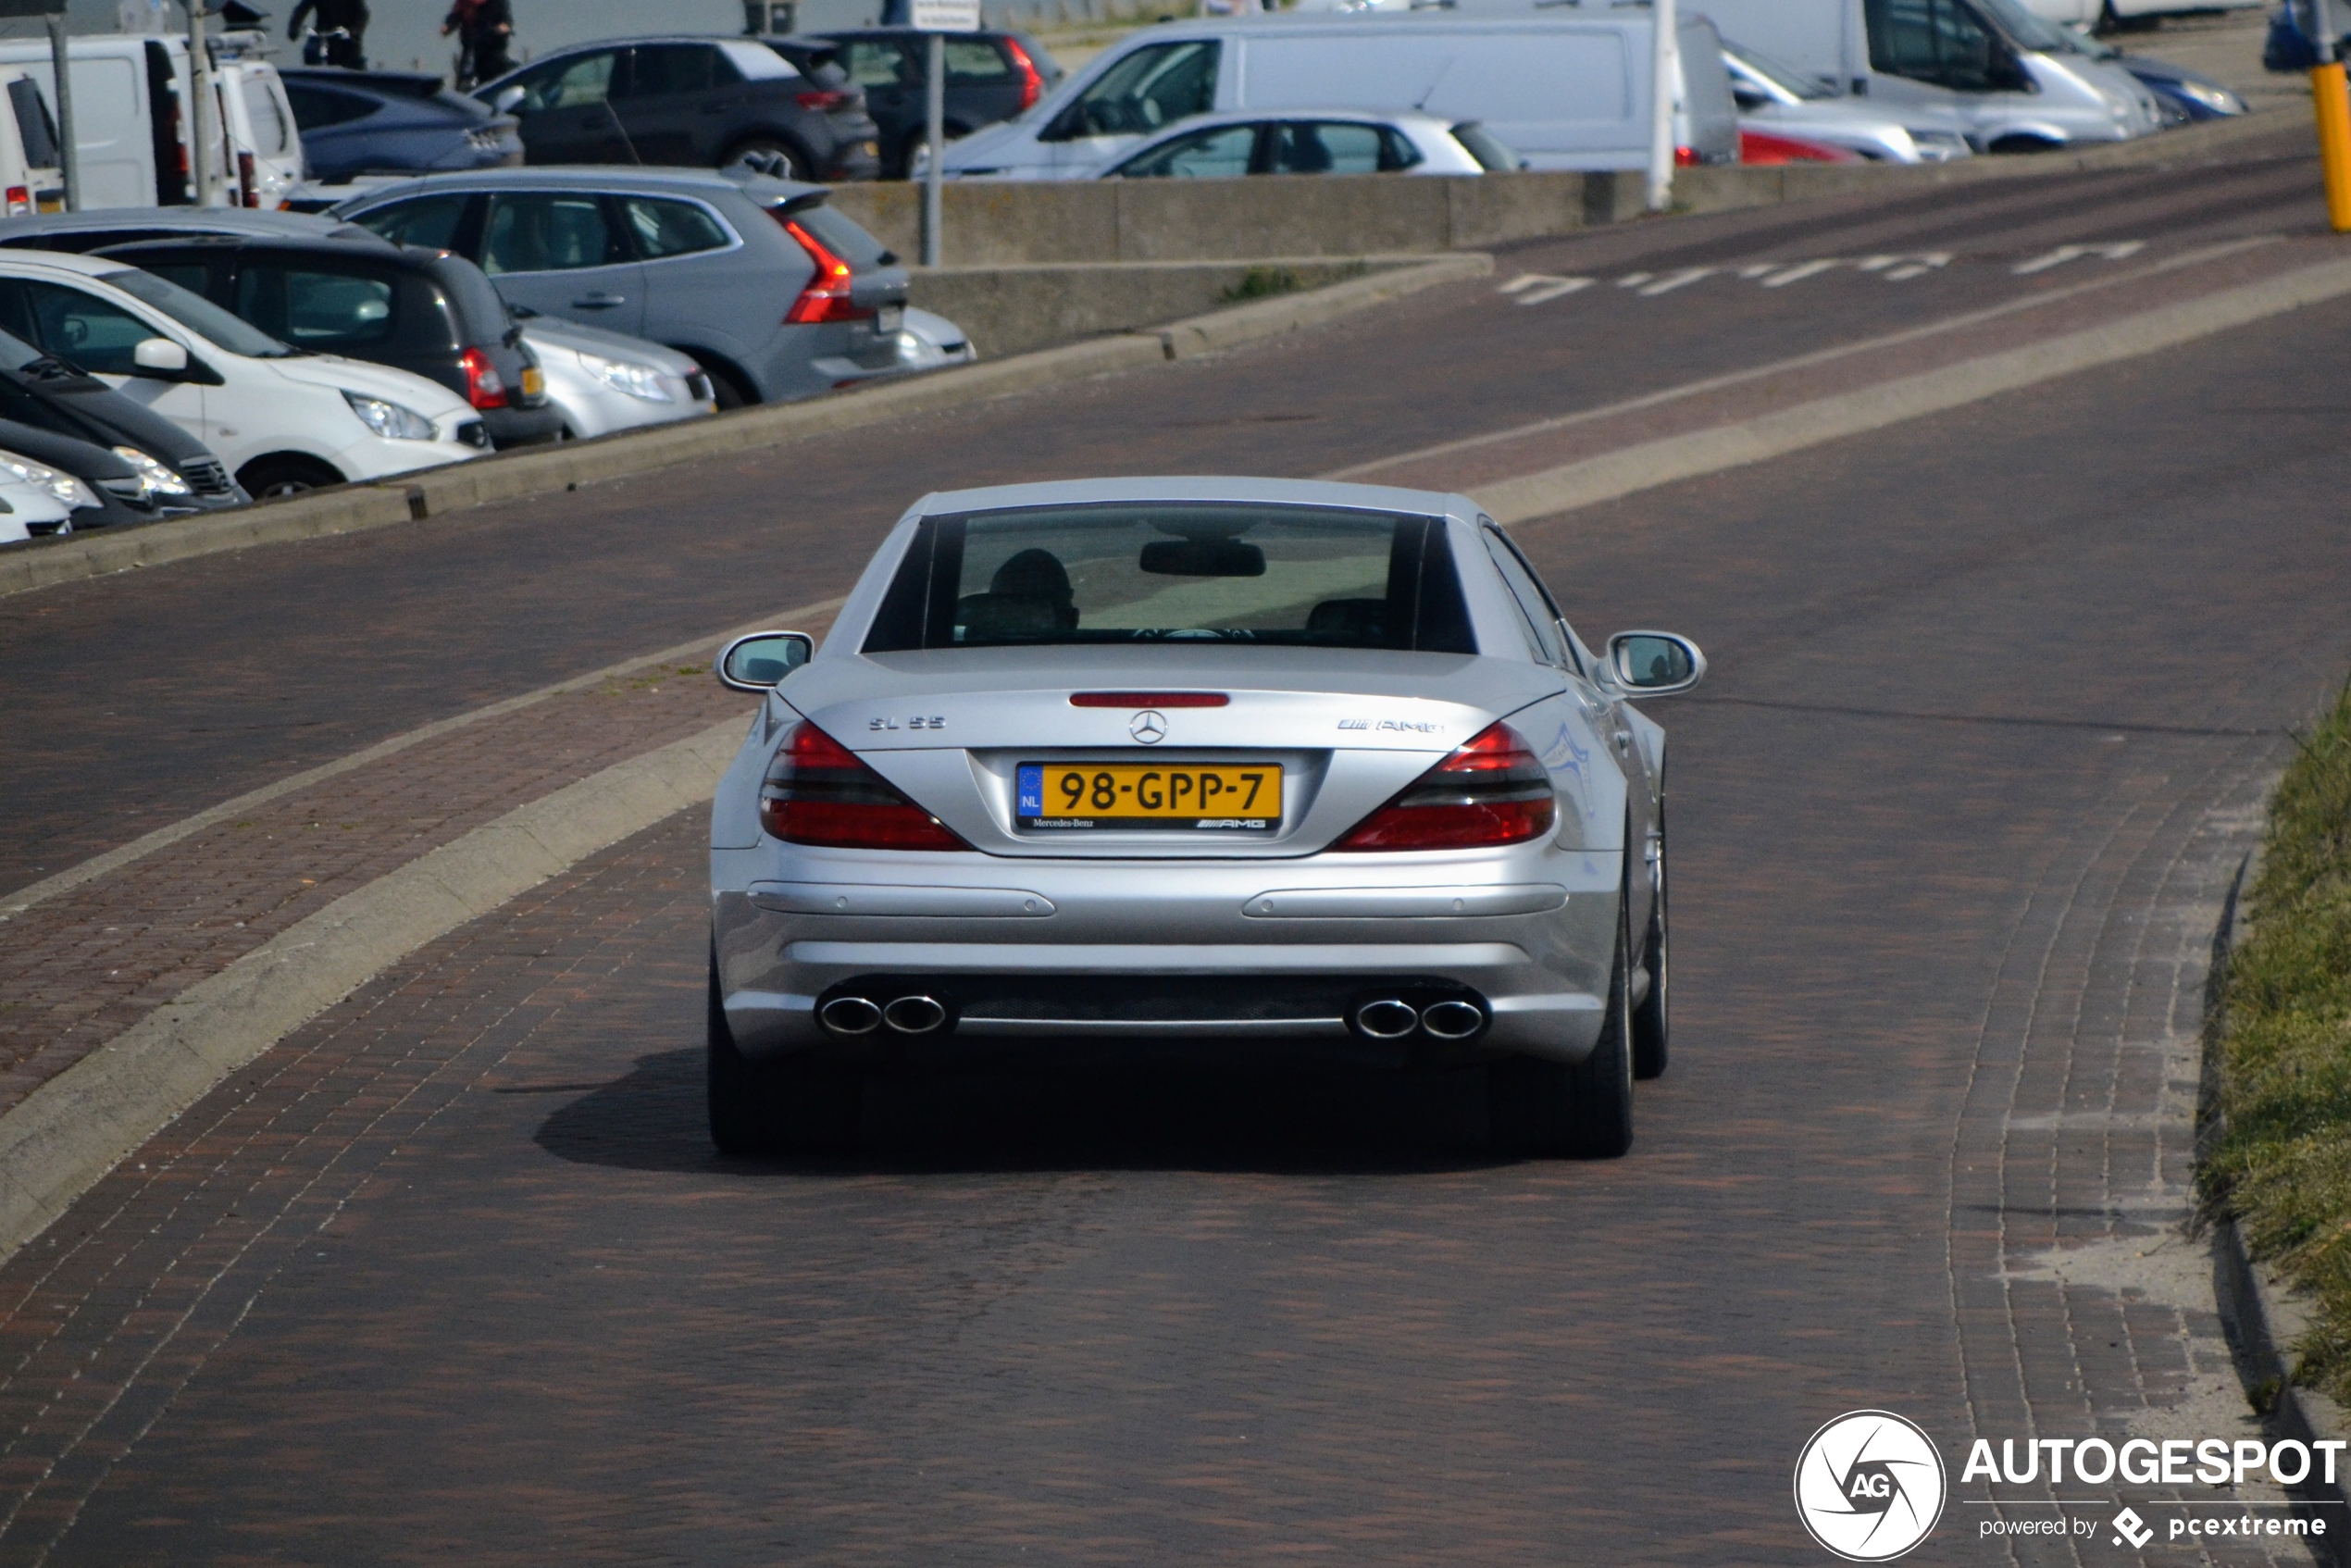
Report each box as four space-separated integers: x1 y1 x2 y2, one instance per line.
706 478 1704 1159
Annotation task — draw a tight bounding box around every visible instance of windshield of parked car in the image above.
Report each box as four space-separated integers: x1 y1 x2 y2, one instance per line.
1723 40 1837 99
99 268 298 357
863 503 1476 653
1970 0 2074 53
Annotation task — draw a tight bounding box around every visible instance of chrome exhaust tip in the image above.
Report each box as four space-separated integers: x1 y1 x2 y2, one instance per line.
1419 999 1486 1040
1354 999 1419 1039
883 994 947 1035
819 995 882 1036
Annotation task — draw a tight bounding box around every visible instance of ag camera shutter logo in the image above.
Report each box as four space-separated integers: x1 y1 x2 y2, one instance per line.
1794 1410 1947 1562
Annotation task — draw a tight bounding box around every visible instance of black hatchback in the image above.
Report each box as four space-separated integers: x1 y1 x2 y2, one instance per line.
0 328 244 511
814 29 1061 177
473 35 881 183
96 235 565 451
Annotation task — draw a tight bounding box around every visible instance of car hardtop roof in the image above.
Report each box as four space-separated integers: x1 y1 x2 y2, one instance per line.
334 166 827 205
911 475 1477 521
0 249 149 278
487 32 840 63
100 232 429 266
281 66 448 92
1135 106 1452 131
0 208 360 242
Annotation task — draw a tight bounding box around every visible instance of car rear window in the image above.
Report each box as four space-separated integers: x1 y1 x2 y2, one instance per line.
1449 121 1522 172
786 202 890 268
863 503 1475 654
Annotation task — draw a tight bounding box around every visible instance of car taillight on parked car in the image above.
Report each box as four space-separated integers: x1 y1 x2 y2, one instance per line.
759 722 968 851
1673 145 1702 167
795 88 853 112
777 217 872 325
1004 37 1045 112
1334 721 1556 852
237 151 257 207
459 346 508 409
3 186 27 217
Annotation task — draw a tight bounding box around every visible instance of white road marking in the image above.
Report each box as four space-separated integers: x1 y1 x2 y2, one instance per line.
1760 259 1844 288
1498 273 1594 305
1736 263 1780 280
1637 267 1716 296
1616 271 1654 288
1884 253 1953 281
2013 241 2146 275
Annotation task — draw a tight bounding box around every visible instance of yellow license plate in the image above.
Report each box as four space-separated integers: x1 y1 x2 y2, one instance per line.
520 367 545 398
1017 763 1281 832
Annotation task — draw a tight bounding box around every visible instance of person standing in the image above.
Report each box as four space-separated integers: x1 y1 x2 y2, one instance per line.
286 0 368 67
442 0 515 89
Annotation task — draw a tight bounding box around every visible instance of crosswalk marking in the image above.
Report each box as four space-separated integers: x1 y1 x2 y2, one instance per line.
1760 259 1843 288
1636 267 1716 296
1498 240 2145 308
1499 273 1594 305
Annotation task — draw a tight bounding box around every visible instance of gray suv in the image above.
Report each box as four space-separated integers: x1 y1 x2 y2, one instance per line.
331 166 914 407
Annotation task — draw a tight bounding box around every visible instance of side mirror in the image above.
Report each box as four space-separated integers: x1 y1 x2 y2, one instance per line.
715 629 814 691
1605 630 1706 696
492 84 527 114
131 337 189 375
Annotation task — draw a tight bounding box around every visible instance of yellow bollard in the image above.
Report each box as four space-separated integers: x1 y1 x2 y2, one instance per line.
2313 60 2351 232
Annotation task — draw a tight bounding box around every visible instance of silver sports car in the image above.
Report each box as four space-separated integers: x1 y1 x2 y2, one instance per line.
707 477 1704 1158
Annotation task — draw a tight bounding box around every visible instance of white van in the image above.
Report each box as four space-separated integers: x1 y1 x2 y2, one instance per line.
939 12 1741 180
0 67 63 215
1693 0 2163 151
0 35 304 210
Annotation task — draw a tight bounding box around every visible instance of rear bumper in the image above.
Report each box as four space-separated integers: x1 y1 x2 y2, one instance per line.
712 846 1624 1066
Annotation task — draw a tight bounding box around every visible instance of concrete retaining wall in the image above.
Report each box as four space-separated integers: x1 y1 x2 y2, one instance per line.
909 256 1423 358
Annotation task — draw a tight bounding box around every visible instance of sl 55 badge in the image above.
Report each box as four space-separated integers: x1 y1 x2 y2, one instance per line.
871 716 946 731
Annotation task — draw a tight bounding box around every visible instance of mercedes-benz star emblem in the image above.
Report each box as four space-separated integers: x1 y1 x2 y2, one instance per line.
1129 710 1167 745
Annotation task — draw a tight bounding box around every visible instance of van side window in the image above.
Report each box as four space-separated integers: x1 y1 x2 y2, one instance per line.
1864 0 2005 92
6 79 56 168
1043 41 1218 142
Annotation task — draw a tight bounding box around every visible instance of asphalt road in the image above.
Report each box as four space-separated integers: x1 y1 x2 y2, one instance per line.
3 131 2349 1565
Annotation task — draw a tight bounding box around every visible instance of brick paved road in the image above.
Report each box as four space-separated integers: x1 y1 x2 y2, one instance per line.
2 136 2348 1564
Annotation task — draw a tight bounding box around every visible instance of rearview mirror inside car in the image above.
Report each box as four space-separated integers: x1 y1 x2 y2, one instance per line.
715 630 814 691
1606 630 1706 696
1139 539 1266 578
131 337 188 376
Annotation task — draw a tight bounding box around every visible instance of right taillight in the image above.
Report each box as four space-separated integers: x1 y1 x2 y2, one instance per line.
760 722 968 852
1004 37 1044 112
1334 721 1555 852
776 215 872 325
460 346 507 408
3 187 27 217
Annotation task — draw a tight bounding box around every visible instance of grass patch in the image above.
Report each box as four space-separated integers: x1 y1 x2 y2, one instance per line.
2201 678 2351 1400
1222 266 1302 304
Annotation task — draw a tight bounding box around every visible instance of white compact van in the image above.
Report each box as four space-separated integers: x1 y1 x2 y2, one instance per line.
1694 0 2162 151
0 67 63 215
939 12 1740 180
0 35 304 210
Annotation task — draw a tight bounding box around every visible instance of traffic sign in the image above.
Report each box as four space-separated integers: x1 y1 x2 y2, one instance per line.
911 0 980 31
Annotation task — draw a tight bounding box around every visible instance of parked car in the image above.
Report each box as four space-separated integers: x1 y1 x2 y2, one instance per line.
0 457 72 541
280 67 525 182
812 28 1061 177
0 322 244 507
0 249 485 495
331 166 927 407
2021 0 2263 32
506 305 715 440
939 13 1738 179
1722 40 1974 162
0 417 168 530
0 205 382 253
212 53 307 209
1096 108 1523 179
99 234 565 450
1693 0 2163 152
473 35 881 183
2096 48 2246 119
0 67 63 215
894 305 976 374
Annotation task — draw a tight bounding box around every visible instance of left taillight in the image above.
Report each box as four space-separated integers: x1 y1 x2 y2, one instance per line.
460 346 507 409
1004 37 1044 113
777 216 872 325
1334 721 1556 852
760 722 968 852
795 88 853 113
1673 145 1701 168
3 186 27 217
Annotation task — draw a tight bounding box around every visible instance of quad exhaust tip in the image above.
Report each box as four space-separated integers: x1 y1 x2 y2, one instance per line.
1354 1000 1419 1039
1419 999 1486 1040
883 994 947 1034
818 995 883 1036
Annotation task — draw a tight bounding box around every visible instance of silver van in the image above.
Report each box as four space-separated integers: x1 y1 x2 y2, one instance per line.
1694 0 2163 151
939 13 1739 180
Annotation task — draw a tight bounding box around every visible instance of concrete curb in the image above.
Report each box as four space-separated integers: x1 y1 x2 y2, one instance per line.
0 708 750 1265
0 253 1490 603
1474 254 2351 525
2201 852 2351 1562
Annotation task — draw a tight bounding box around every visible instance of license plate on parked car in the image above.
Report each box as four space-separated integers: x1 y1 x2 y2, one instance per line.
1017 763 1281 831
877 305 903 333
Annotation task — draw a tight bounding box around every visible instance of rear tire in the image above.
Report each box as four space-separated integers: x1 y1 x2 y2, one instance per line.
1633 805 1670 1080
707 951 863 1155
1490 876 1636 1159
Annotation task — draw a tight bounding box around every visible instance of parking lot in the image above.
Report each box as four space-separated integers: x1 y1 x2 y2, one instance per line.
0 115 2345 1563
